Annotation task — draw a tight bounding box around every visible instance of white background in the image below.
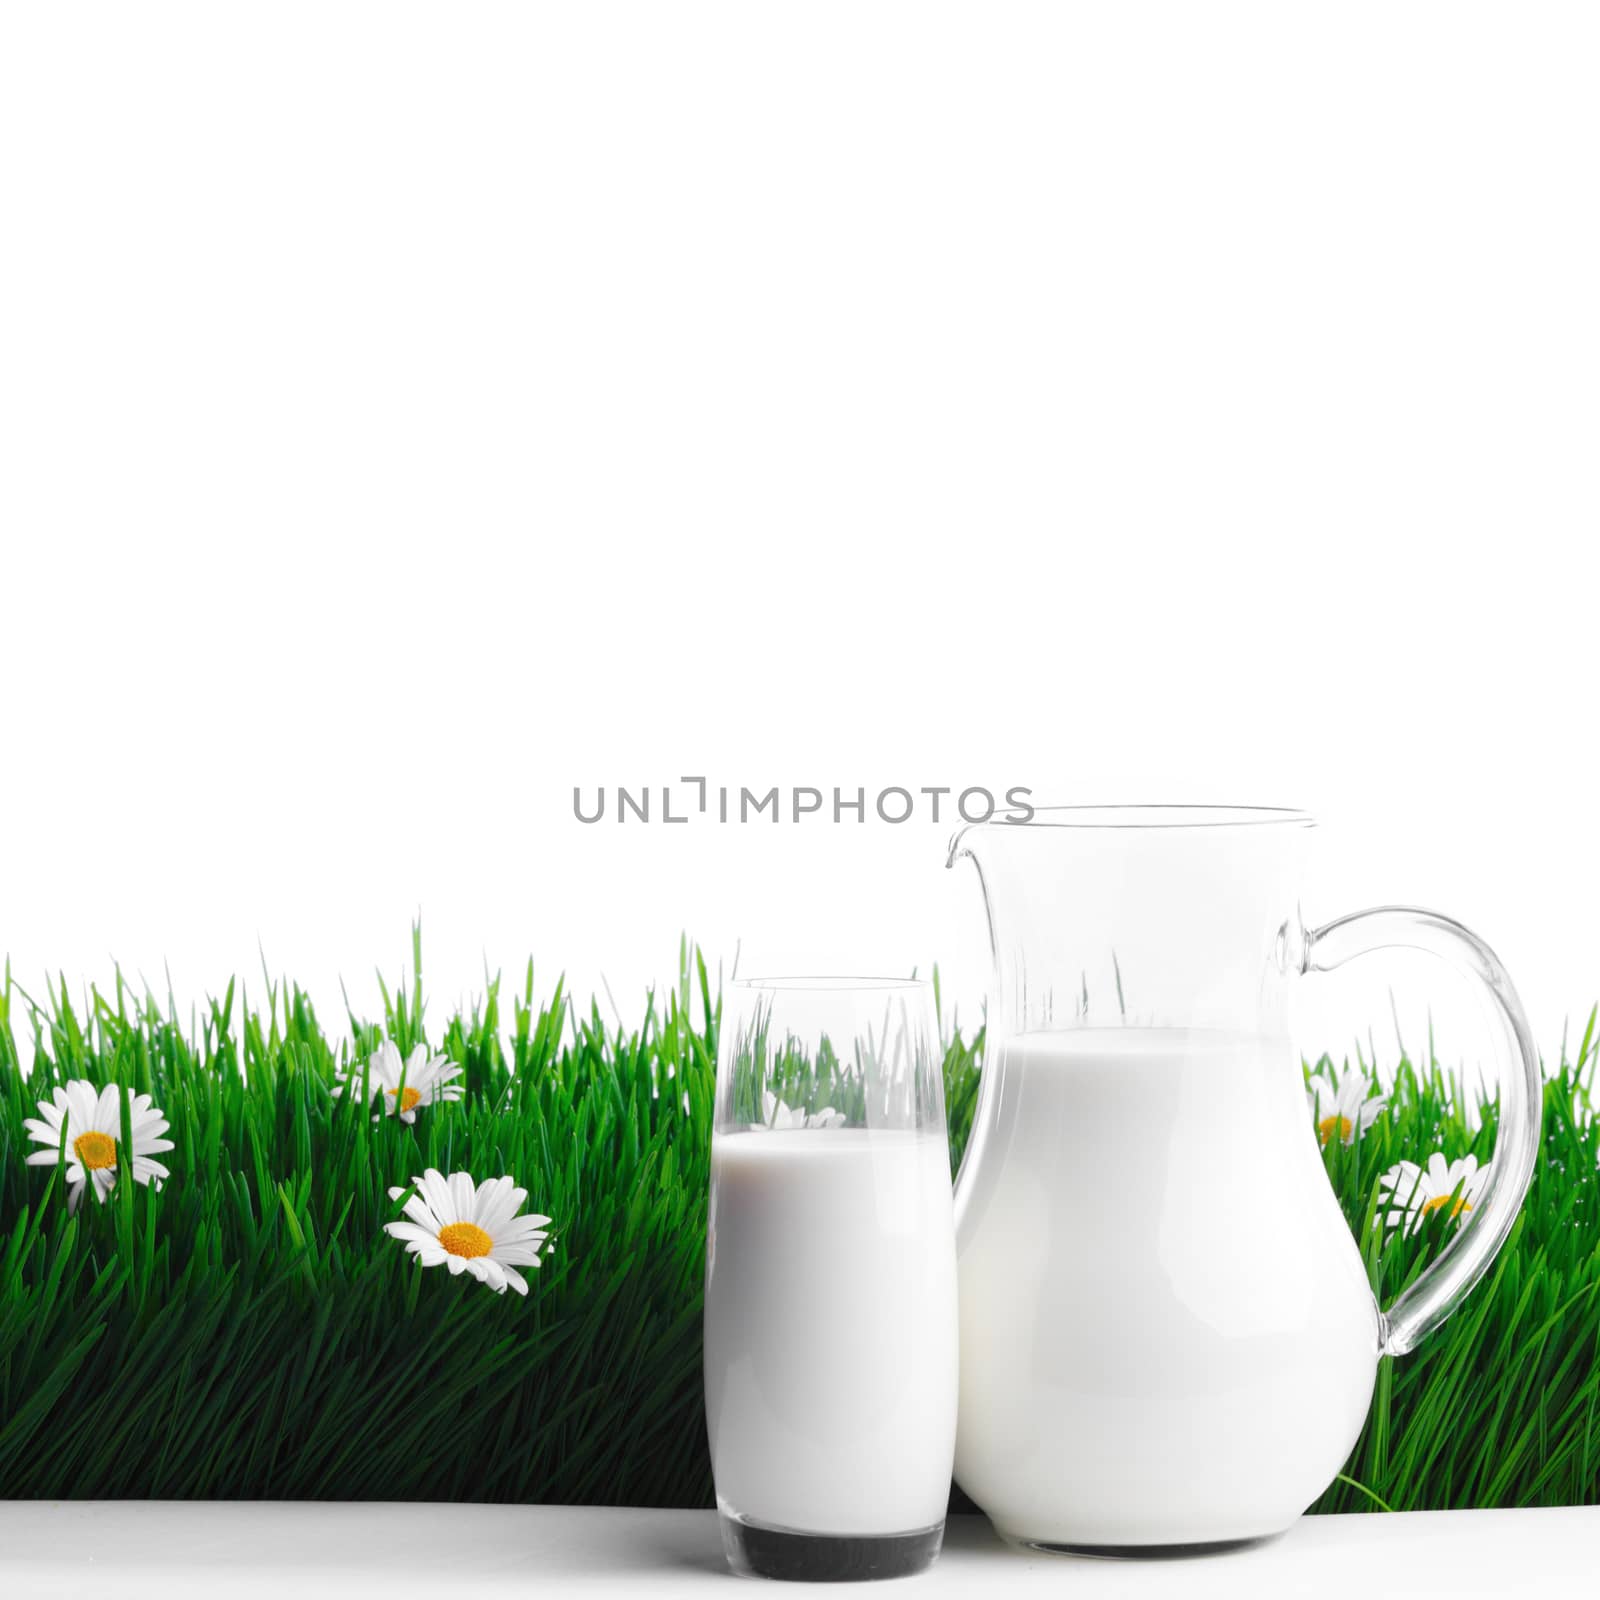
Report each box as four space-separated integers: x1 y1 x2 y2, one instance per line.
2 4 1597 1087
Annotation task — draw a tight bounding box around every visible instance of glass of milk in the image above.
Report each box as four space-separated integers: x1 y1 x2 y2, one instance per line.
704 976 958 1581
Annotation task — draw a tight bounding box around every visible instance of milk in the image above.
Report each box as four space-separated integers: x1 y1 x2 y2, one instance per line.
954 1028 1380 1548
704 1129 958 1536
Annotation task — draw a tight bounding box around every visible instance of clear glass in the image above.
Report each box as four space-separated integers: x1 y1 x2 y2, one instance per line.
947 805 1541 1551
704 977 957 1581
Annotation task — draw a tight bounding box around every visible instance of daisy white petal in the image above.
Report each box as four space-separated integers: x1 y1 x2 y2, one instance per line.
498 1214 553 1237
481 1187 532 1235
419 1169 455 1226
761 1089 847 1130
385 1222 437 1246
472 1176 514 1230
92 1082 121 1128
493 1244 549 1266
397 1195 440 1232
64 1081 98 1129
448 1171 477 1222
475 1259 509 1292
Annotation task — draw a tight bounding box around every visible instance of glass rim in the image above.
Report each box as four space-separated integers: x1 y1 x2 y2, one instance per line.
975 804 1315 830
730 974 931 992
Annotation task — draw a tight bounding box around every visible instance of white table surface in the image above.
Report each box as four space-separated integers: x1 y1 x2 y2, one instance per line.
0 1502 1592 1598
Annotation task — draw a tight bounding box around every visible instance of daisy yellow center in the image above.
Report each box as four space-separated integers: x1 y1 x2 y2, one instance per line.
1317 1114 1352 1146
1421 1193 1472 1222
387 1086 422 1112
437 1221 493 1259
73 1130 118 1171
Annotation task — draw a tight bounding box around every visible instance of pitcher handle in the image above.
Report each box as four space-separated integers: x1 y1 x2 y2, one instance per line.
1303 906 1542 1357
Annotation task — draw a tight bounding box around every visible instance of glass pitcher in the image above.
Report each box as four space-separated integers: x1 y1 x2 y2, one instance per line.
947 806 1540 1552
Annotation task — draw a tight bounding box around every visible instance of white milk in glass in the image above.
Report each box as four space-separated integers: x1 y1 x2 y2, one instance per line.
704 1129 958 1536
954 1028 1379 1547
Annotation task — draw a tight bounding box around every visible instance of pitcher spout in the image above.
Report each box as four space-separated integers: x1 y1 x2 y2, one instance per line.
945 825 978 870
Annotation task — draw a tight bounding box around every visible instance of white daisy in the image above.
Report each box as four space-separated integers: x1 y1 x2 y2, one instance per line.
336 1040 464 1123
23 1080 174 1213
1307 1073 1387 1147
761 1088 846 1130
385 1169 552 1296
1376 1152 1491 1235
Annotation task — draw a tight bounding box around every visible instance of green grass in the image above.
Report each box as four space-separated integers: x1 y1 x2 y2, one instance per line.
0 932 1595 1509
1306 1007 1600 1512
